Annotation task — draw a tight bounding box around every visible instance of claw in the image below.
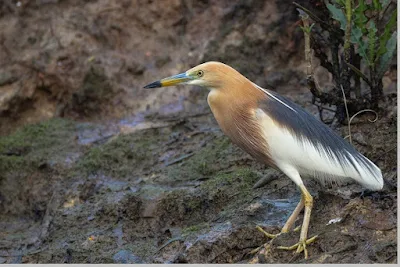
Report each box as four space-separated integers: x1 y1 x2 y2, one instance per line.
256 225 280 239
249 226 279 255
277 235 318 259
293 225 301 232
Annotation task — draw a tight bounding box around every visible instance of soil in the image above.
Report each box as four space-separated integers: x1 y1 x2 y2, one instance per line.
0 0 397 264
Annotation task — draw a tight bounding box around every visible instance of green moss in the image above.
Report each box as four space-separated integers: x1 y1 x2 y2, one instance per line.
182 222 210 236
77 129 166 178
200 167 260 205
166 136 232 181
160 167 260 226
0 118 77 173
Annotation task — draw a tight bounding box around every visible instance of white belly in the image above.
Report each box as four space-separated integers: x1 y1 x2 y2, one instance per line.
255 108 350 179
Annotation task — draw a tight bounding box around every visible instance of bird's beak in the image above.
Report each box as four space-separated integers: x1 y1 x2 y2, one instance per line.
144 72 192 88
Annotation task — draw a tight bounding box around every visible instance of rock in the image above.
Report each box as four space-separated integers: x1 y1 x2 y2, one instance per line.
113 250 144 264
353 132 367 146
0 257 6 264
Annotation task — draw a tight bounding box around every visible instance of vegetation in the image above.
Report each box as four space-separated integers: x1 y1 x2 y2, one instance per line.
77 129 165 177
0 118 77 173
295 0 397 123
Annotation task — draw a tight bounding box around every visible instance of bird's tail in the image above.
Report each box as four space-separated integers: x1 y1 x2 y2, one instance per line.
348 152 383 190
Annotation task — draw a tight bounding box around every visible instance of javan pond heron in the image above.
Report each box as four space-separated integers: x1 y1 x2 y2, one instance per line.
144 61 383 259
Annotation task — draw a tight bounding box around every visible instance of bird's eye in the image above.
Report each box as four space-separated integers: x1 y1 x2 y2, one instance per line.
197 70 204 77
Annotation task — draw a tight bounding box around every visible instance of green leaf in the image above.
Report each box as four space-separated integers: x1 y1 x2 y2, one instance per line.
354 0 368 33
299 23 315 34
327 3 347 30
377 31 397 79
351 26 363 44
376 8 397 59
351 25 368 62
372 0 382 10
359 38 369 63
335 0 346 7
367 21 378 65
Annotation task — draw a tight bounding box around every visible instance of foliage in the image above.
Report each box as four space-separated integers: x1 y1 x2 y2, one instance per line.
327 0 396 73
296 0 397 122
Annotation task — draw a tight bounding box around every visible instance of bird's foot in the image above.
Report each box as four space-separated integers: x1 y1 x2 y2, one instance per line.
255 224 301 241
256 225 281 239
277 235 318 259
249 226 314 263
249 226 281 255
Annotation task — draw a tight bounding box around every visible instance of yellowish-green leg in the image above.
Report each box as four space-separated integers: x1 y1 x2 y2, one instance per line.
278 184 318 259
281 197 305 233
256 196 305 240
251 196 305 256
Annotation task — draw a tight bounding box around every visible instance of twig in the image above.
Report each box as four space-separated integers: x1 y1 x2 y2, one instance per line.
345 62 373 88
351 47 362 99
293 2 340 34
348 109 378 124
341 0 352 98
343 109 378 140
297 7 321 97
164 153 194 166
156 237 184 253
340 85 351 144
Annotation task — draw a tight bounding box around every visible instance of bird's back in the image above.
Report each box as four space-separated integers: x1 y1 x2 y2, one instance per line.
204 63 383 191
254 86 383 190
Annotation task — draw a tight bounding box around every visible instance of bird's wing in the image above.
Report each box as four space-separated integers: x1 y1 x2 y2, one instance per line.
252 83 383 190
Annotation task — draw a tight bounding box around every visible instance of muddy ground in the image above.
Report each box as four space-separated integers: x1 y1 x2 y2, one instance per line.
0 0 397 264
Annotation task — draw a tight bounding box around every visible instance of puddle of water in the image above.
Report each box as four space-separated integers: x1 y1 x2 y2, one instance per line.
258 197 299 227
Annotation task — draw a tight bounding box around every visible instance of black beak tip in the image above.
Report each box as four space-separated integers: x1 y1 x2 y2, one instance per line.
144 81 162 89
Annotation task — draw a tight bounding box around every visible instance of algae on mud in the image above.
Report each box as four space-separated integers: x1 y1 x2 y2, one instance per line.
0 118 80 216
76 128 166 178
0 118 77 173
165 136 232 181
0 102 397 264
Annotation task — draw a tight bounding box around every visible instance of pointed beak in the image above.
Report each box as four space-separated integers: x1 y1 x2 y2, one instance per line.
144 72 192 89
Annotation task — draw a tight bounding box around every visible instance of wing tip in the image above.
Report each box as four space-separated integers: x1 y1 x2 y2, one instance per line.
359 163 384 190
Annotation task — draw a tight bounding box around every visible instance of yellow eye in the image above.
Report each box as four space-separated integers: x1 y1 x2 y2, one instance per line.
197 70 204 77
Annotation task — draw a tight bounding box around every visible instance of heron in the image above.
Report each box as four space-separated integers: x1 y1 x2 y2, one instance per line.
144 61 383 259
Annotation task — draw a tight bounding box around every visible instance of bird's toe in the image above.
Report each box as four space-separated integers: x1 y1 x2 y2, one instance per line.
256 225 280 239
277 235 318 259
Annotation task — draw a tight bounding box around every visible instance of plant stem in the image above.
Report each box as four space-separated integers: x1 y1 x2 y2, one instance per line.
342 0 352 98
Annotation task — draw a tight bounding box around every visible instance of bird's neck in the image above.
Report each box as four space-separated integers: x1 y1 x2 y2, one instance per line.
215 77 264 107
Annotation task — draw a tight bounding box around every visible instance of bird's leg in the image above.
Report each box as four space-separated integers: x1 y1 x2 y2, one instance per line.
252 196 305 257
256 196 304 241
277 184 318 259
281 197 305 233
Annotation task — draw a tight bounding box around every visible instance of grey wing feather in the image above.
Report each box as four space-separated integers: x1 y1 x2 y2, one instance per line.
258 89 382 189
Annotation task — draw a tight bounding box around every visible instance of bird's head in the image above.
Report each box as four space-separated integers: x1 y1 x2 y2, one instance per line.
144 61 244 90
